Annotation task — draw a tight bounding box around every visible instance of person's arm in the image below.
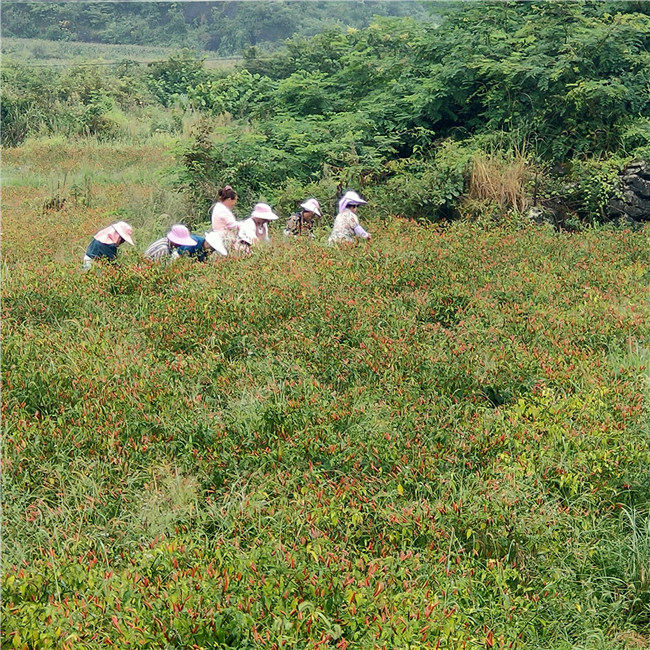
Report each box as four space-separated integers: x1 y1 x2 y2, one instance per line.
353 224 371 239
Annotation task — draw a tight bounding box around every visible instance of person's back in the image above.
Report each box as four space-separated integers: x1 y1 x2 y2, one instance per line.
329 208 360 243
211 186 239 239
176 235 209 262
86 238 119 261
83 221 134 270
144 225 196 262
144 237 172 261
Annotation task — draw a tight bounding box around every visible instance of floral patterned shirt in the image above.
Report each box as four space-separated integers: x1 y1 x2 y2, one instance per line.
284 211 315 238
328 209 360 243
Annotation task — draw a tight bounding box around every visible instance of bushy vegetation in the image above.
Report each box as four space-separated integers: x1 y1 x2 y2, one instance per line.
0 1 435 55
174 2 650 223
2 4 650 648
4 2 649 225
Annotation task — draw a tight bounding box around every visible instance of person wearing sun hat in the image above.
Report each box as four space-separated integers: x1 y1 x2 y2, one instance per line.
234 202 279 255
328 190 372 244
283 198 322 239
82 221 134 270
176 230 229 261
144 224 197 262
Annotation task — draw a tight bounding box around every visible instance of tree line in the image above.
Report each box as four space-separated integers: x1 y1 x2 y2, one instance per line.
1 1 436 55
3 2 649 225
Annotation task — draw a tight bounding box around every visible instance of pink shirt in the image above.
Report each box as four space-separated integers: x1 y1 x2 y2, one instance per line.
211 202 238 234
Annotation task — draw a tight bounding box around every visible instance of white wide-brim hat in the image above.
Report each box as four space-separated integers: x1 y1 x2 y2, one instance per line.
204 231 228 256
341 190 367 206
300 198 322 216
250 203 279 221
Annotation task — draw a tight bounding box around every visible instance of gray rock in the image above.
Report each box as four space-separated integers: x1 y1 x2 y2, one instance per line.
627 176 650 198
608 160 650 221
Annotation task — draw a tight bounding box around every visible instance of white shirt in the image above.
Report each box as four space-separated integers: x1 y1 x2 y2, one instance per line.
238 218 269 246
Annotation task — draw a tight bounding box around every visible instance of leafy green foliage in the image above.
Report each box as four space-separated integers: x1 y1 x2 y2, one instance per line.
177 3 650 223
146 50 209 108
0 1 437 55
0 61 142 146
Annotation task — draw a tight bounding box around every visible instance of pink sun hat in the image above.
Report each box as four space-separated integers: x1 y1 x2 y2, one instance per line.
167 224 196 246
94 221 134 246
300 198 322 216
250 203 279 221
113 221 134 245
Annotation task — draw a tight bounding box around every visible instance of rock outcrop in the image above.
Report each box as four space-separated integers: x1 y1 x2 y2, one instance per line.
609 160 650 222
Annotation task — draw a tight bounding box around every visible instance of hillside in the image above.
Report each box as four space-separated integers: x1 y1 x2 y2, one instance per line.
0 1 438 55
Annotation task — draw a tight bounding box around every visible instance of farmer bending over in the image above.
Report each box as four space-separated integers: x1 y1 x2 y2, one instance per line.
283 198 322 239
144 224 197 262
83 221 134 270
177 231 228 261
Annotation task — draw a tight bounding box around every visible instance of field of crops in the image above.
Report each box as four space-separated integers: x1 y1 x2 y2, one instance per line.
2 142 650 649
1 38 241 69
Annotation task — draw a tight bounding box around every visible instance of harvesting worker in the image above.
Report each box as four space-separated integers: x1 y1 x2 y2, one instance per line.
328 190 372 243
176 231 228 261
210 185 240 248
83 221 134 270
283 198 322 238
143 224 199 262
234 202 279 255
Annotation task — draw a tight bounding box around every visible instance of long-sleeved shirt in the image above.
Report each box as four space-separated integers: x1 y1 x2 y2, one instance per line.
85 239 118 261
177 235 209 262
143 237 172 261
328 209 370 243
211 202 238 235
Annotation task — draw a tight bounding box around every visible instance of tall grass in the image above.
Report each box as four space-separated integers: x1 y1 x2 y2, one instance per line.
467 151 529 215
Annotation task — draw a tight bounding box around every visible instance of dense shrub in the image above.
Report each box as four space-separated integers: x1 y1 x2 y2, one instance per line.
0 62 148 146
174 3 650 224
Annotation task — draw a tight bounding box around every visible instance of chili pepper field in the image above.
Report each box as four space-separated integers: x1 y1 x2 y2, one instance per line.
2 143 650 649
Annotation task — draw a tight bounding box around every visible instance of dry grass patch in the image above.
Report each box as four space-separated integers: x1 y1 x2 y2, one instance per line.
465 151 530 217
